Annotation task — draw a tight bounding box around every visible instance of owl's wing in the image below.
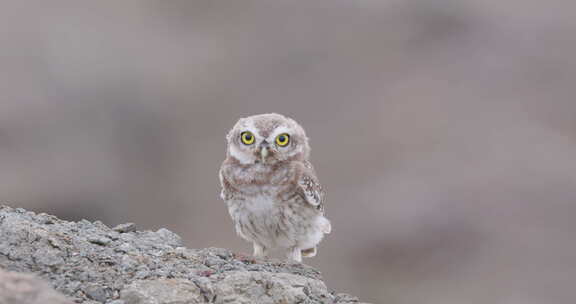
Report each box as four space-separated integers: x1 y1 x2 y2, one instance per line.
219 165 238 201
297 162 326 212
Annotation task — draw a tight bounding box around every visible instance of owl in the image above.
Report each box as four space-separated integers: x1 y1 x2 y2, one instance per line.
219 113 331 262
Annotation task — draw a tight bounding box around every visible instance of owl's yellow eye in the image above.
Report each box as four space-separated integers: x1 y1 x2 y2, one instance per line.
240 132 255 145
275 133 290 147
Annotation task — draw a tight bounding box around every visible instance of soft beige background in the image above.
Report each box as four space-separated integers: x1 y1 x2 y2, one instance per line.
1 1 576 303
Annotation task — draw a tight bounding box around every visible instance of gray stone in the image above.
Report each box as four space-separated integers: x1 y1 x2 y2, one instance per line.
0 205 369 303
88 236 112 246
85 283 113 302
211 271 330 304
113 223 136 233
121 279 204 304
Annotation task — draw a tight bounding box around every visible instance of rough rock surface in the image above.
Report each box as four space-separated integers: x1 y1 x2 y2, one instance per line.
0 206 369 304
0 268 73 304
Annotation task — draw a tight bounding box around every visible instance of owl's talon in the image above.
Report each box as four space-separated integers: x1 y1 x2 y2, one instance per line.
253 243 268 259
286 247 302 263
301 247 317 257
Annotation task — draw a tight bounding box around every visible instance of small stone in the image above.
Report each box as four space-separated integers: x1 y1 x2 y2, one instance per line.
34 248 64 266
88 236 111 246
134 270 151 280
38 213 57 224
174 247 200 260
48 237 65 249
85 283 112 302
334 293 361 303
112 223 136 233
120 279 203 304
155 228 182 247
80 219 92 225
120 256 139 271
116 242 136 253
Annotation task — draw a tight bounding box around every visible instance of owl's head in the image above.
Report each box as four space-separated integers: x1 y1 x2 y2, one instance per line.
225 113 310 165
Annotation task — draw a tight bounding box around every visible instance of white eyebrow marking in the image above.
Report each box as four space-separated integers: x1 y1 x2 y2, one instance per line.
267 126 292 141
241 119 263 142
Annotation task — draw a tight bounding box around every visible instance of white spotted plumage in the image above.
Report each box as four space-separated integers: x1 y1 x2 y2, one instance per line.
219 113 331 262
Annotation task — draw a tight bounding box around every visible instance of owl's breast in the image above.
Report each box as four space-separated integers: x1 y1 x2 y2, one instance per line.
226 185 322 247
225 183 285 214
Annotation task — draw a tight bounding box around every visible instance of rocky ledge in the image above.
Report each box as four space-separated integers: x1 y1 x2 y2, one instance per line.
0 206 368 304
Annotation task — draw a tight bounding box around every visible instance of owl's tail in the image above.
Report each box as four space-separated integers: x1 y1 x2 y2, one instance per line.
301 217 331 258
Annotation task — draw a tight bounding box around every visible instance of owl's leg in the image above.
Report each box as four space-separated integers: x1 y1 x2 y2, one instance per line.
253 243 268 258
286 247 302 263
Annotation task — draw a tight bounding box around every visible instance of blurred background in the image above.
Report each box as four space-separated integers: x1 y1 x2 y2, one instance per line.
1 0 576 303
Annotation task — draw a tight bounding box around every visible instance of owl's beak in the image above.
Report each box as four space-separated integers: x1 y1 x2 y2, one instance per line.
259 141 270 163
260 146 269 163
